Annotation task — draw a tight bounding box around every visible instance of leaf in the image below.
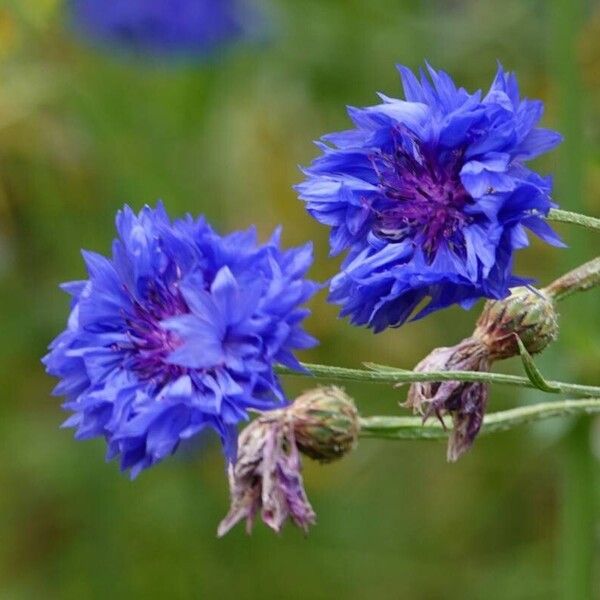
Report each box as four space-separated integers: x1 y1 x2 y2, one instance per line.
362 362 412 373
514 334 560 393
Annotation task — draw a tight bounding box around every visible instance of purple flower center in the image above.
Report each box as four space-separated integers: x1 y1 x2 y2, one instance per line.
371 127 472 261
120 281 188 386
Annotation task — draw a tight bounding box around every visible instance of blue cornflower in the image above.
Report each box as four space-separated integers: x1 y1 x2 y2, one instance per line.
296 64 564 332
43 203 317 477
69 0 260 57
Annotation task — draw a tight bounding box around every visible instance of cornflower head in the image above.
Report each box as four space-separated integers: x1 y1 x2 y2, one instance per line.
297 63 564 331
68 0 261 58
43 203 318 477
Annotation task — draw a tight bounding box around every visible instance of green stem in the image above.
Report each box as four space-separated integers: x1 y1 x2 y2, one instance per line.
358 398 600 440
544 256 600 301
547 209 600 232
560 418 595 600
551 0 595 595
279 363 600 398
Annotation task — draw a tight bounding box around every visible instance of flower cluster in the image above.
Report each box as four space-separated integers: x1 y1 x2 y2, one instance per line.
43 61 574 534
69 0 260 57
297 63 563 331
43 203 317 477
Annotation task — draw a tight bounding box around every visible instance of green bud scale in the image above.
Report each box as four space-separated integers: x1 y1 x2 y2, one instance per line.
474 287 559 360
289 386 360 463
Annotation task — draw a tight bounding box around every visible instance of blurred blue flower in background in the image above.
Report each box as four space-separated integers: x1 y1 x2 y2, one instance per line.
297 64 564 332
68 0 262 58
43 203 317 477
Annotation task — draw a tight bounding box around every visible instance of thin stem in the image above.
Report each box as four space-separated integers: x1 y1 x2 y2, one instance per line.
358 398 600 440
560 418 595 600
279 363 600 398
550 3 593 595
547 208 600 232
544 256 600 301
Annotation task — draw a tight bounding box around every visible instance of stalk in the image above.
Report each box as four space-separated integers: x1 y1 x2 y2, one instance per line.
278 363 600 398
358 398 600 440
547 209 600 233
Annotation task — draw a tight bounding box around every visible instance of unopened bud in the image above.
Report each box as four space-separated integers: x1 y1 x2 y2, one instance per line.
289 386 360 463
475 287 559 359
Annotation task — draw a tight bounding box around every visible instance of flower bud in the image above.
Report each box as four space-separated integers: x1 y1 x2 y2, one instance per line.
289 386 360 463
474 287 558 359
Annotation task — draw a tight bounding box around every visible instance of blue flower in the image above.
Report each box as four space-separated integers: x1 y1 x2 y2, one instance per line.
69 0 261 58
43 203 317 477
296 64 564 332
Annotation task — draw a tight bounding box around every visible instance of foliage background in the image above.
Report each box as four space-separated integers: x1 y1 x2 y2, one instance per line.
0 0 598 598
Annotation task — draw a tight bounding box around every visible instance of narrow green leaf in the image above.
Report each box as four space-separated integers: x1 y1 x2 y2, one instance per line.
362 362 411 373
277 363 600 398
515 335 561 393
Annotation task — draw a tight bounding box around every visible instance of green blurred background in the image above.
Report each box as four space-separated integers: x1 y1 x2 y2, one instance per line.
0 0 599 598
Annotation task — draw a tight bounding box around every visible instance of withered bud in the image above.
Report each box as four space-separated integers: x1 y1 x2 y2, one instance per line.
289 386 360 463
406 338 490 462
474 287 559 359
217 415 316 537
219 386 361 536
406 286 559 462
